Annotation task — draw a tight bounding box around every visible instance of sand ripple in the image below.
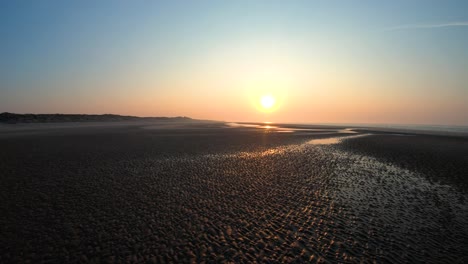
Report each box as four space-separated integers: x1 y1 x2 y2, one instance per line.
1 132 467 263
109 139 468 262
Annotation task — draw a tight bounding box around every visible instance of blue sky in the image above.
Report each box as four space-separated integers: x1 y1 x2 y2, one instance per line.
1 0 467 124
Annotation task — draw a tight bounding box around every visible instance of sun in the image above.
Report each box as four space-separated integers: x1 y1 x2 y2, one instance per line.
260 94 276 109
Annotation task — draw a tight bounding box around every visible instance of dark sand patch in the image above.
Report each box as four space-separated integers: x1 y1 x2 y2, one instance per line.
339 134 468 189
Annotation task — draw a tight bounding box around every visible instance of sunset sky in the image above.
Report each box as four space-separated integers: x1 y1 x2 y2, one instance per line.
1 0 467 125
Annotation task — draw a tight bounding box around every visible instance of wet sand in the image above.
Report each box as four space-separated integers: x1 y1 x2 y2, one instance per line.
1 121 467 263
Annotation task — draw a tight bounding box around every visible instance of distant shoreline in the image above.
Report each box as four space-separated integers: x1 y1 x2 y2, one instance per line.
0 112 192 124
2 113 466 137
233 121 468 137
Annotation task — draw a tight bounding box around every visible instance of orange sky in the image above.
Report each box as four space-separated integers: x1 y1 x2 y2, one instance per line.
2 1 467 125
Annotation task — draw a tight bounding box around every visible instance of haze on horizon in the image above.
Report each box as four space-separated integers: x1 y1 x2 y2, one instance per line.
1 0 467 126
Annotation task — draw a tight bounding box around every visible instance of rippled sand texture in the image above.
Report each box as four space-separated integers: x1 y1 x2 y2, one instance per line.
1 123 467 263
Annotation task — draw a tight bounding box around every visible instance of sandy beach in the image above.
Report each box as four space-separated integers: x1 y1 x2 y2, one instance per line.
1 121 467 263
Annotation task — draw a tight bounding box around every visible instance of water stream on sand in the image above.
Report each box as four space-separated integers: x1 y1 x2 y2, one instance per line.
147 134 468 262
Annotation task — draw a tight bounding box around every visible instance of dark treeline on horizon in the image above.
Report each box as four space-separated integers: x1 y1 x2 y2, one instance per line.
0 112 191 124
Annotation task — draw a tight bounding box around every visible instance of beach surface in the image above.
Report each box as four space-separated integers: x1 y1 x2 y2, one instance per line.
1 121 467 263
